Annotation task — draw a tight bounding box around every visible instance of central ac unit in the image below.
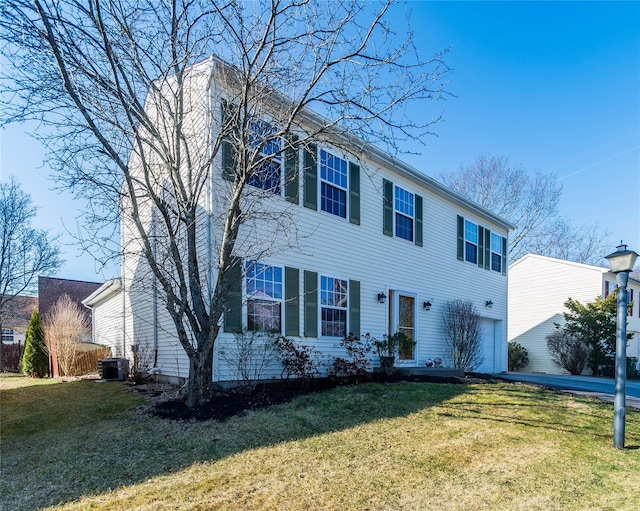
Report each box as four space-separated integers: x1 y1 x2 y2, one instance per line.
98 358 129 380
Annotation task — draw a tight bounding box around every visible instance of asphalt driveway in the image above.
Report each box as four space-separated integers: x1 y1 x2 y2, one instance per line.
496 372 640 409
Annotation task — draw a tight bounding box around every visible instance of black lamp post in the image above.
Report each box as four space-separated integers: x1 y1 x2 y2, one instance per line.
605 243 638 449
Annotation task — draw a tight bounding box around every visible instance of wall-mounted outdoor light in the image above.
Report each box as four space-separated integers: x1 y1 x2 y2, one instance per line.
377 292 387 304
485 300 493 308
423 300 432 311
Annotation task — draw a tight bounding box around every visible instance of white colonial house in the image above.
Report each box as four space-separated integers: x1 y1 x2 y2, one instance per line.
84 58 513 384
509 254 640 374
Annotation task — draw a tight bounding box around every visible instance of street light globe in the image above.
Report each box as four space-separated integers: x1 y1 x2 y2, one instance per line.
605 243 638 274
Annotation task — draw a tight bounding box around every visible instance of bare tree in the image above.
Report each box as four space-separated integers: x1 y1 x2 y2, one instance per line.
0 177 62 371
439 154 610 264
46 294 90 376
1 0 450 406
442 299 484 372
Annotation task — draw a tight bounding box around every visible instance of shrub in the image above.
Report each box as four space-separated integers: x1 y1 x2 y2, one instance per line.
546 328 590 375
20 309 48 377
328 333 373 379
562 294 618 375
219 329 278 390
508 342 529 371
273 336 321 384
442 300 484 372
46 294 89 376
130 342 154 384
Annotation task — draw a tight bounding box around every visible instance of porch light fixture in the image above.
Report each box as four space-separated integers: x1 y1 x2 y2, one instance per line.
377 292 387 304
605 242 638 449
423 300 432 311
485 300 493 308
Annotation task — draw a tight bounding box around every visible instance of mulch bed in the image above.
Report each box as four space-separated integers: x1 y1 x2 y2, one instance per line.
142 372 504 422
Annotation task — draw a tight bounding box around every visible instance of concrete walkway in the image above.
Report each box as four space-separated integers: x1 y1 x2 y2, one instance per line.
496 372 640 410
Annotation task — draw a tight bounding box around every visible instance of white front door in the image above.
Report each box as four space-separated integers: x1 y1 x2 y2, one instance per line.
390 290 417 361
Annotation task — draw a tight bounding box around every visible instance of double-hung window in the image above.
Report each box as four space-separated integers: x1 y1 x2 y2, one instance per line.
1 328 14 343
394 186 414 242
490 233 503 272
320 149 348 218
247 120 282 194
465 220 478 264
320 276 347 337
246 262 283 332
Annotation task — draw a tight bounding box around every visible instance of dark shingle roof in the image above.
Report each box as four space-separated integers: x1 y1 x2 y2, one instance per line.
38 276 102 324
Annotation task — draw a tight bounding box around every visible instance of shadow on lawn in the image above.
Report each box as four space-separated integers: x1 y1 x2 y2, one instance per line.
9 375 636 511
1 375 477 510
435 384 640 447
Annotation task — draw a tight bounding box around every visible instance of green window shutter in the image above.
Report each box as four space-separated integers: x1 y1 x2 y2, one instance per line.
383 179 393 236
303 143 317 210
304 270 318 338
415 194 423 247
284 134 299 204
284 267 300 336
478 226 485 268
221 101 237 182
484 228 491 270
502 236 508 275
457 215 464 260
223 256 243 333
348 279 360 337
349 162 360 225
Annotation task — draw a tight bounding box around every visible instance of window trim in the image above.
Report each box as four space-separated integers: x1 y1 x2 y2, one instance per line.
394 185 415 242
464 220 479 264
490 232 503 272
245 261 284 334
319 274 348 338
247 119 284 195
2 328 14 343
318 148 348 219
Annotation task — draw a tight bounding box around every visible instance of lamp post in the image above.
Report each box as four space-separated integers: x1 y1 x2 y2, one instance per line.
605 243 638 449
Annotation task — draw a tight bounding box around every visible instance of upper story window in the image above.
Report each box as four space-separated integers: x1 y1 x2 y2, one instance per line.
491 233 503 272
319 149 348 218
457 215 507 275
604 281 617 298
320 276 347 337
465 220 478 264
246 262 283 332
247 120 282 194
2 328 14 343
394 186 415 242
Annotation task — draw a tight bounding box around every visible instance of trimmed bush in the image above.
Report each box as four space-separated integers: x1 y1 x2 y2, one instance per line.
508 342 529 371
20 309 48 377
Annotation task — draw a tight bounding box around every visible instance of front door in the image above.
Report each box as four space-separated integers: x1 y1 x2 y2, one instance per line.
389 291 417 361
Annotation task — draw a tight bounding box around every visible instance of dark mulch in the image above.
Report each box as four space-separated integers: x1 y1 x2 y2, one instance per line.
150 372 504 422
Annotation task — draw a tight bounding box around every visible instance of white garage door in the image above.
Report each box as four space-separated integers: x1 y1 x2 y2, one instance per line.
476 319 502 373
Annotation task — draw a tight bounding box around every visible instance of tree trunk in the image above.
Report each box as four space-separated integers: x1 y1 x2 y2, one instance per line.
185 344 215 408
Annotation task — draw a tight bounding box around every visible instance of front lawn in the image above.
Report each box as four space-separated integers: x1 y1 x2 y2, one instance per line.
1 373 639 510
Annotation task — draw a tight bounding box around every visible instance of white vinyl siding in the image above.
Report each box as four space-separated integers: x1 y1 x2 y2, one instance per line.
116 63 511 383
508 254 640 375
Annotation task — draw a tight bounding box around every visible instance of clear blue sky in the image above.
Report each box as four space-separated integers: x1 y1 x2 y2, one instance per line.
1 1 638 282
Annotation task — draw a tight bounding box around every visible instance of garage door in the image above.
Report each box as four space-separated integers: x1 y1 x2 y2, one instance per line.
476 319 502 373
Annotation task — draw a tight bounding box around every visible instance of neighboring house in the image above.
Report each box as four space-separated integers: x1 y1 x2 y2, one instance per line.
1 295 39 345
82 279 125 357
509 254 640 374
38 276 102 340
87 59 514 385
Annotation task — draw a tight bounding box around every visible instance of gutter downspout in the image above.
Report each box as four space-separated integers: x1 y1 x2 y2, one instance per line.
152 208 159 368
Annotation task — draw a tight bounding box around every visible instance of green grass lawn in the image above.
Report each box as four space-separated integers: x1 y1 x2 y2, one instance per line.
1 373 639 511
